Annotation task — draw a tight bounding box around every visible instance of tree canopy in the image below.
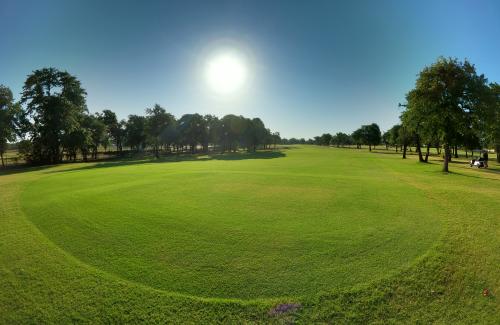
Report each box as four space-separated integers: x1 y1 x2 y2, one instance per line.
402 57 492 171
20 68 87 164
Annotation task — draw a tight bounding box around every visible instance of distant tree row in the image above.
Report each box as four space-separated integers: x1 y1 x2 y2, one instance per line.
299 123 382 150
280 137 315 145
0 68 281 166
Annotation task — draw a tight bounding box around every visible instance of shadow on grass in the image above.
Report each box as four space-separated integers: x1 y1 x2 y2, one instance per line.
43 150 287 174
371 150 420 156
0 164 52 177
423 158 500 181
447 170 500 181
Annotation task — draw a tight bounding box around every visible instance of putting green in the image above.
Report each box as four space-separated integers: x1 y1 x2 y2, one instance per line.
21 147 442 299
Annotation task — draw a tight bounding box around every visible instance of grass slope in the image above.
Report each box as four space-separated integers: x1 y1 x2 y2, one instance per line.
0 146 498 323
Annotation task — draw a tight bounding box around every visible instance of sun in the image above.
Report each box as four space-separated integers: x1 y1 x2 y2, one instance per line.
205 51 247 94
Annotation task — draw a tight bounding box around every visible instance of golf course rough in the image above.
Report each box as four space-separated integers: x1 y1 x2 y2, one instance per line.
1 146 499 323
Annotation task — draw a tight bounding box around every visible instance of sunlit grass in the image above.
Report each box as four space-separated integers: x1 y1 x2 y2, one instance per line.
1 146 498 323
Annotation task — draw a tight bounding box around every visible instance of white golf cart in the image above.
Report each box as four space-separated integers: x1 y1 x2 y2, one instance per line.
470 157 486 168
470 149 488 168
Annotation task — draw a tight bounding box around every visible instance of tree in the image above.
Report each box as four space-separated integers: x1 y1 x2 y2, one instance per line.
160 117 178 153
0 86 20 167
20 68 87 164
220 114 245 152
271 131 281 149
62 122 91 161
360 123 381 151
462 131 481 158
351 128 363 149
99 109 125 153
404 57 490 172
242 117 268 152
399 125 411 159
401 102 425 162
178 113 206 153
330 132 351 147
204 115 221 152
82 114 106 159
381 131 390 150
145 104 174 158
387 124 401 152
125 115 147 151
316 133 332 146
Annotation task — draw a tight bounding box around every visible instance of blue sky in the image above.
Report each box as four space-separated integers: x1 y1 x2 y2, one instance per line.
1 0 499 138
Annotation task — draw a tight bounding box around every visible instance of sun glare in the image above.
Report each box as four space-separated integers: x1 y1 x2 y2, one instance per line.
206 52 247 94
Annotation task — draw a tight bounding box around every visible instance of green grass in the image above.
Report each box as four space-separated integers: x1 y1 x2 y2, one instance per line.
1 146 498 323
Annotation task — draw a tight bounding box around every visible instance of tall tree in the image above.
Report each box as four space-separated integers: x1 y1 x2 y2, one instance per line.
318 133 333 146
242 117 268 152
99 109 125 153
351 128 363 149
85 114 106 159
178 113 206 153
21 68 87 164
404 57 490 172
360 123 381 151
401 100 425 162
382 131 391 150
145 104 174 158
125 115 147 151
387 124 402 152
220 114 245 152
0 86 20 167
204 115 221 152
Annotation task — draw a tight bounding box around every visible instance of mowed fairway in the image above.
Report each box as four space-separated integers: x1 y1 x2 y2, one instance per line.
21 147 441 299
1 146 499 323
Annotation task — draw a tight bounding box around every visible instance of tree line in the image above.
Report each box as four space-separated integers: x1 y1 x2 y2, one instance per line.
283 123 382 151
0 68 281 166
284 58 500 173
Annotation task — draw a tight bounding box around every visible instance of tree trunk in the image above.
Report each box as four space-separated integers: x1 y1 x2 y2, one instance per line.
496 144 500 163
454 145 458 158
395 145 398 152
465 149 468 158
424 144 430 162
443 144 450 172
369 144 372 151
0 153 4 167
416 136 424 162
402 143 407 159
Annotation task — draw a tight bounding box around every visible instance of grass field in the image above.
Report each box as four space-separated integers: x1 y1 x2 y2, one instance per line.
1 146 499 323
